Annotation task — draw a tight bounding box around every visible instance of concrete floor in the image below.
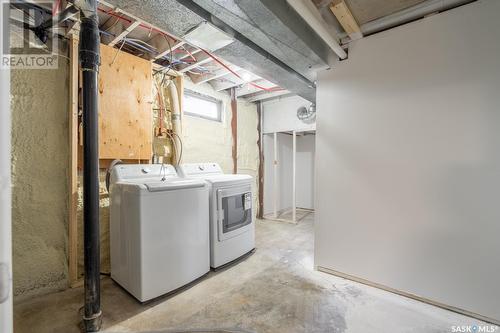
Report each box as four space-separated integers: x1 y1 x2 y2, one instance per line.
15 215 485 333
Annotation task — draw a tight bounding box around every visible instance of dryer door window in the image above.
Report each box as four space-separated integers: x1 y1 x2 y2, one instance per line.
221 192 252 233
217 184 253 241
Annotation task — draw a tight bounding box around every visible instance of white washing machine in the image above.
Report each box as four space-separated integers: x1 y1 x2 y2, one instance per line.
177 163 255 268
109 164 209 302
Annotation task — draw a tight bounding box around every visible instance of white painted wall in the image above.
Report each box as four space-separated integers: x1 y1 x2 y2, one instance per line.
296 134 315 209
263 133 316 214
315 0 500 321
262 95 315 133
263 133 293 216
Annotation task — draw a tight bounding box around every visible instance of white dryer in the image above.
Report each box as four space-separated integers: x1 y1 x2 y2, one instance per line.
109 164 209 302
177 163 255 268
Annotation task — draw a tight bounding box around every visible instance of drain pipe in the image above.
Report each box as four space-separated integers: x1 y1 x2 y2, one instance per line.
76 0 102 331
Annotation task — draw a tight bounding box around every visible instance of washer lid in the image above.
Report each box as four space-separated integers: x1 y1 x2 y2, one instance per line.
144 179 206 192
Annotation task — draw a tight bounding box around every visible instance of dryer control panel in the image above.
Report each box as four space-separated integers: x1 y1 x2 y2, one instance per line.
179 163 223 177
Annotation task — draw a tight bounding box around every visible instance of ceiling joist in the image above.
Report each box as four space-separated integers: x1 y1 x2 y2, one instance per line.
108 20 140 46
154 41 185 61
178 53 213 73
246 90 292 103
330 0 363 40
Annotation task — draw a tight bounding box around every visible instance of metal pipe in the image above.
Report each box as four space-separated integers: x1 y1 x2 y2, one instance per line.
339 0 476 40
167 81 182 165
77 0 102 331
286 0 347 60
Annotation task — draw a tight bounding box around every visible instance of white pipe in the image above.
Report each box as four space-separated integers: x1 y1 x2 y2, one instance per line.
0 2 13 330
340 0 475 39
286 0 347 60
292 131 296 223
167 81 182 165
273 132 278 218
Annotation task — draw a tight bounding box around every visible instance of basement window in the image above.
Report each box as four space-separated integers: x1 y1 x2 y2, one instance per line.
183 90 222 122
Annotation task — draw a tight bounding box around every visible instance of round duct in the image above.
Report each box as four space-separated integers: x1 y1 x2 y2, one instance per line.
297 104 316 122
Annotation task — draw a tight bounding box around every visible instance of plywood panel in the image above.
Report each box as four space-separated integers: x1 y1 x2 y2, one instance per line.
98 43 152 160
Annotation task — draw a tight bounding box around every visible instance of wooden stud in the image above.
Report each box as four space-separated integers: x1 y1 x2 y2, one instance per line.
175 75 184 123
68 36 79 287
330 0 363 40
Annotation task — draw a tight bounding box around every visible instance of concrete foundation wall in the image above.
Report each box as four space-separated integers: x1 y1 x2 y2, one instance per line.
11 55 70 299
315 0 500 321
182 79 260 211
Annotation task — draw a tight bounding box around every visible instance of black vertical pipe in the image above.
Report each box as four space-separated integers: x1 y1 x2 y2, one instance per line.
78 0 101 331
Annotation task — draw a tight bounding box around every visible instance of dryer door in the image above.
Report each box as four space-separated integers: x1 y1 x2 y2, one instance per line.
217 184 253 241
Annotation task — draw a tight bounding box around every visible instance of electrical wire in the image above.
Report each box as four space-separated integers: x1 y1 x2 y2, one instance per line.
97 6 282 92
180 45 197 63
110 39 126 66
53 0 61 16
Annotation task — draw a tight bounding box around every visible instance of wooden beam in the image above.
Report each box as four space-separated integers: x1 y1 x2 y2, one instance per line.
108 20 140 46
330 0 363 40
230 87 238 174
68 36 79 287
175 75 184 126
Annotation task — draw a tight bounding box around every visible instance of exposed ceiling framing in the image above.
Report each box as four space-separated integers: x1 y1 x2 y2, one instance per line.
15 0 478 103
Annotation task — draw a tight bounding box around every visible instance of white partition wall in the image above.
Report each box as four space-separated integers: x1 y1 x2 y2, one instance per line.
296 134 315 210
262 96 315 134
263 131 316 221
315 0 500 322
